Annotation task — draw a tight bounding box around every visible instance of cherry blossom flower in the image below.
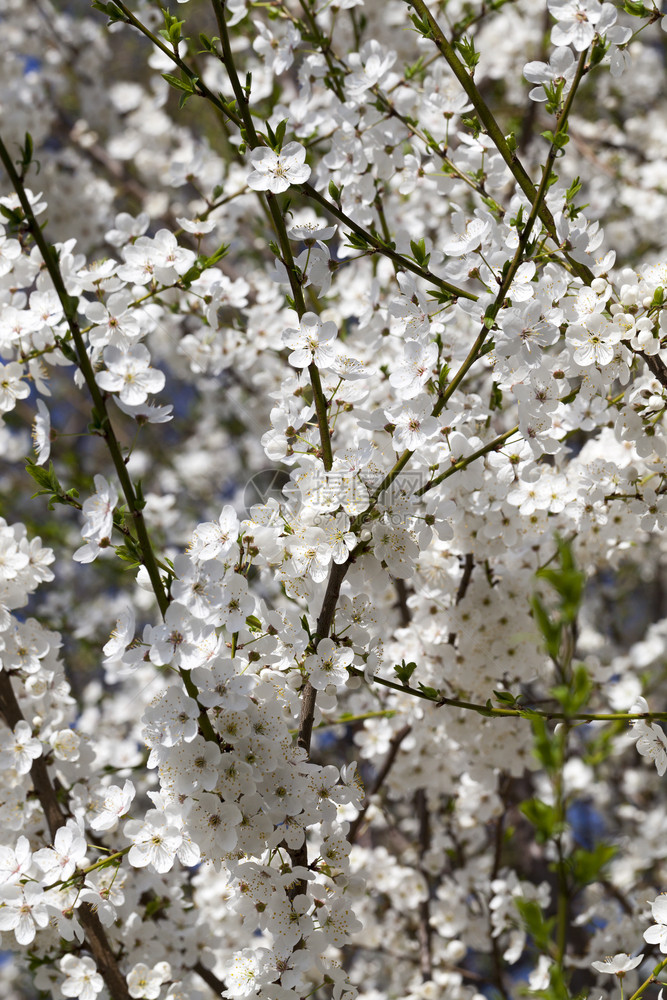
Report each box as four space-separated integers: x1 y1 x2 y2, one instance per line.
387 395 439 451
60 955 104 1000
96 344 166 405
32 399 51 465
645 895 667 952
34 821 87 884
80 475 117 544
187 794 242 859
0 362 30 413
0 883 49 945
569 315 623 367
214 573 255 631
345 39 397 98
631 716 667 776
0 721 42 774
5 3 667 998
307 638 354 690
389 340 438 399
126 961 171 999
85 290 143 349
247 142 310 194
442 211 491 256
0 836 33 886
0 229 21 277
282 313 338 369
547 0 612 51
124 810 183 874
253 20 301 75
320 513 356 564
89 780 136 832
591 953 643 976
524 47 577 102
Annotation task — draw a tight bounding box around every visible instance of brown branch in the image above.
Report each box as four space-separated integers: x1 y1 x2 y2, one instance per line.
448 552 474 644
193 960 228 996
348 724 412 844
394 578 412 628
415 789 433 982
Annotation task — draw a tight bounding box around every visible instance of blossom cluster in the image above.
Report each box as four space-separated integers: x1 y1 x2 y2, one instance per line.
2 0 667 999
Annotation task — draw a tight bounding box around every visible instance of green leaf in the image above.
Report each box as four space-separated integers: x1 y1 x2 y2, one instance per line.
274 119 288 152
489 382 503 411
394 659 417 685
531 594 562 660
455 35 480 71
161 73 197 95
519 798 563 844
0 204 23 225
159 10 185 46
438 363 450 388
514 898 554 950
558 663 592 714
404 56 426 80
409 13 434 40
460 114 481 138
493 690 517 705
20 132 34 172
25 459 59 493
91 0 127 24
134 480 146 512
570 843 616 887
198 33 218 53
409 238 430 267
536 537 585 624
114 545 140 566
144 894 170 919
345 232 370 251
529 716 561 773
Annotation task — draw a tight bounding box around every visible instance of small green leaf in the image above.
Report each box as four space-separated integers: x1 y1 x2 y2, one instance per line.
25 459 57 492
514 898 554 950
570 843 616 888
409 13 434 40
161 73 197 95
394 659 417 685
274 119 288 151
519 798 563 844
345 232 370 251
531 594 562 660
493 690 517 705
409 238 430 267
455 35 480 71
91 0 127 24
